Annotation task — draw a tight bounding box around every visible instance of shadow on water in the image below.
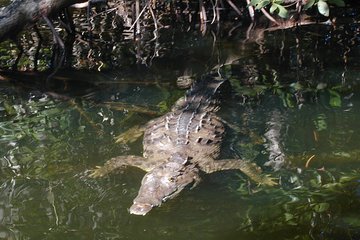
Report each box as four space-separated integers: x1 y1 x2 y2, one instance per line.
0 12 360 240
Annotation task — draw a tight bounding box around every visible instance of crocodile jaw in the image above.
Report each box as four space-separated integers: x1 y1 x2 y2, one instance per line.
129 161 199 216
129 202 153 216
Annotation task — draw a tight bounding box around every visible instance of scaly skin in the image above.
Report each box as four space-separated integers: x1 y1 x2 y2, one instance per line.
129 162 200 215
90 74 277 215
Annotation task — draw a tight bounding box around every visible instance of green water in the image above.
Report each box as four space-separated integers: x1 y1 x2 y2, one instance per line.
1 20 360 239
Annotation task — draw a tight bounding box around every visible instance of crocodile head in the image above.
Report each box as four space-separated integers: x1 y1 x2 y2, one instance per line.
129 161 199 215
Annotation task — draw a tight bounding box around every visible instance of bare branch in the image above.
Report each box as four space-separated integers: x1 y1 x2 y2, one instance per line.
0 0 85 41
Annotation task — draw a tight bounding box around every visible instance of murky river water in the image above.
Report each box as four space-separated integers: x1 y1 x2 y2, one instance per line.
0 10 360 240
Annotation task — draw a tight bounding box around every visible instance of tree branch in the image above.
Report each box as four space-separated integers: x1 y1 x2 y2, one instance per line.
0 0 85 41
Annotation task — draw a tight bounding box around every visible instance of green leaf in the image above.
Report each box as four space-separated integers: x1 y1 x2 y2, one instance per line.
157 100 169 113
259 1 271 9
270 3 278 14
304 0 316 10
314 114 327 131
316 82 327 90
250 0 262 5
328 0 345 7
284 213 294 221
328 89 341 107
250 0 270 9
269 3 288 18
277 4 289 18
285 93 295 108
313 203 330 213
290 82 303 91
3 101 16 115
317 0 329 17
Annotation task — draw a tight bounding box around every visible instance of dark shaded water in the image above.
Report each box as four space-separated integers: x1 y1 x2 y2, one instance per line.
1 15 360 240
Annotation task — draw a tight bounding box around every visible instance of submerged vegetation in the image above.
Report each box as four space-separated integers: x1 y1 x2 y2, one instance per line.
0 0 359 239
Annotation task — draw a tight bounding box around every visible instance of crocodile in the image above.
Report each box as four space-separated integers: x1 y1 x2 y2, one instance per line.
90 73 276 215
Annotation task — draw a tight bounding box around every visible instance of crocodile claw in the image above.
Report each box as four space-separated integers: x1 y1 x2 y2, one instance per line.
258 174 278 186
88 166 110 178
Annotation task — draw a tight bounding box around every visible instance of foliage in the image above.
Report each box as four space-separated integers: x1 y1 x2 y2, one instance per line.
250 0 345 18
232 168 360 237
229 74 346 109
0 91 118 179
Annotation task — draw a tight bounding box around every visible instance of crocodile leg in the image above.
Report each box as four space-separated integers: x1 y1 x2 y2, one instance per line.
198 159 277 186
114 125 146 144
89 155 155 178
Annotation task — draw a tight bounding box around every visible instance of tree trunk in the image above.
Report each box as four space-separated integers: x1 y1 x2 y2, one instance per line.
0 0 85 41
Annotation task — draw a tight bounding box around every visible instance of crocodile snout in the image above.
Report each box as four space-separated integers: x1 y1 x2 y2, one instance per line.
129 202 153 216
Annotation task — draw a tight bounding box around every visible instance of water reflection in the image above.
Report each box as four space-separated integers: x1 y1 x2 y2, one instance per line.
0 178 52 239
263 109 286 171
0 18 360 240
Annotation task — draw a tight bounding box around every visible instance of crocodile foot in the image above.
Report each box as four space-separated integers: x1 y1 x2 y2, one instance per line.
255 174 278 186
236 161 278 186
88 165 114 178
198 158 278 186
89 155 151 178
115 125 145 144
